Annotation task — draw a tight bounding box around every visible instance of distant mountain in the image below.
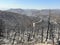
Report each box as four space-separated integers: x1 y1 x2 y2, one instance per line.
7 9 40 16
7 9 60 17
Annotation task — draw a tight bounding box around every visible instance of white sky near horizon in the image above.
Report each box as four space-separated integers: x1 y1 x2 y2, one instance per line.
0 4 20 10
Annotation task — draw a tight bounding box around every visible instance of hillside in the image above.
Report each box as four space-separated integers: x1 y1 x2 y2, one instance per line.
0 11 34 33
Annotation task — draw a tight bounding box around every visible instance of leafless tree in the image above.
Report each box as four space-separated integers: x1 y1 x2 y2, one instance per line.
0 19 5 38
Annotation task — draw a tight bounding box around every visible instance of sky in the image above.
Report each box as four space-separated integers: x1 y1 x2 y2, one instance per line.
0 0 60 10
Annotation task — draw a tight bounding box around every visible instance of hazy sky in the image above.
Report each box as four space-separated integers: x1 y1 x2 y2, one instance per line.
0 0 60 10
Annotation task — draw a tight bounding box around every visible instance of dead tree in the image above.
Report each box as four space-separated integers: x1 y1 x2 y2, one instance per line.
0 19 5 45
46 10 55 44
50 24 54 44
0 19 5 38
41 26 44 43
46 16 50 41
12 32 16 45
27 33 31 42
46 10 51 41
40 19 44 43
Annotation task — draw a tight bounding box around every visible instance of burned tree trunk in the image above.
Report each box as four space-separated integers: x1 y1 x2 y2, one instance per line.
40 19 44 43
46 10 51 41
46 17 50 41
0 19 5 38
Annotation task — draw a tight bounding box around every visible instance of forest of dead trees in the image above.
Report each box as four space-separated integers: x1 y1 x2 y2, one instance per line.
0 10 60 45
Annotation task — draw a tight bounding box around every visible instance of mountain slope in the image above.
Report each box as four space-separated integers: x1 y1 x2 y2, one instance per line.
0 11 33 33
7 9 60 16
